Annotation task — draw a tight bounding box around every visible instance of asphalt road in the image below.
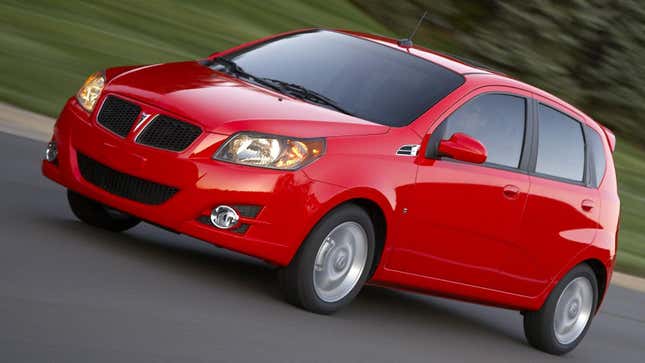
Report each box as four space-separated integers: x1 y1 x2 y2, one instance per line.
1 131 644 363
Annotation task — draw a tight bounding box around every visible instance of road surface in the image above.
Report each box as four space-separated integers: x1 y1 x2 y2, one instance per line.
1 131 644 362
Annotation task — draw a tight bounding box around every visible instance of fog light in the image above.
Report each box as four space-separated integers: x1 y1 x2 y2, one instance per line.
210 205 239 229
45 142 58 162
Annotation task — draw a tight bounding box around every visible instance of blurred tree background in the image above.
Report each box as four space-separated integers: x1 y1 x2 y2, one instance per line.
1 0 644 276
354 0 645 145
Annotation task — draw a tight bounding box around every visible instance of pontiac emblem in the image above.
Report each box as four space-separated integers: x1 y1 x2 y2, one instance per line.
135 112 152 130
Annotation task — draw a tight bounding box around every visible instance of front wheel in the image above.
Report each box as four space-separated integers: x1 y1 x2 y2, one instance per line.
523 264 598 355
279 204 375 314
67 189 141 232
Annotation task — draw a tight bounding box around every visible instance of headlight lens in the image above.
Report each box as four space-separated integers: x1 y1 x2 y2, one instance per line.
76 71 105 112
214 133 325 170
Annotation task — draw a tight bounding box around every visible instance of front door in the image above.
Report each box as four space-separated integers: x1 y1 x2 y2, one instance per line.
388 91 531 289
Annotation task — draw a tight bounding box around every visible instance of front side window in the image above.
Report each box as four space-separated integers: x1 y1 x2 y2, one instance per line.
223 30 465 127
442 94 526 168
535 105 585 182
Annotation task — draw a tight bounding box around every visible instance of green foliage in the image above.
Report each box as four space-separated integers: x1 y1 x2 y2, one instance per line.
614 141 645 277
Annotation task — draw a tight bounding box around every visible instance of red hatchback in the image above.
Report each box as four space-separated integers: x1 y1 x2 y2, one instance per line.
42 29 620 355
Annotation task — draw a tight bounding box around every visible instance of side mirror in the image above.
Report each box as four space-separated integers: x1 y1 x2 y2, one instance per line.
438 132 487 164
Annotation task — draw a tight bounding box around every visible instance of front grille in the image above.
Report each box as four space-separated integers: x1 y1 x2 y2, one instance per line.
136 115 202 152
97 96 141 137
77 152 178 205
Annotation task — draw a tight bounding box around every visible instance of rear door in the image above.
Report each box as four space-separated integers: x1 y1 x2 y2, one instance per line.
496 99 601 296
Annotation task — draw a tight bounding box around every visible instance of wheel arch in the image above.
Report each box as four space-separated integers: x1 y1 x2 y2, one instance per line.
548 254 611 312
533 244 612 312
293 186 395 274
582 258 608 312
345 198 387 278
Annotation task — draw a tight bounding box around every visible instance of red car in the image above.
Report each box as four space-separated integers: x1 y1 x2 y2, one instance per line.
42 29 620 355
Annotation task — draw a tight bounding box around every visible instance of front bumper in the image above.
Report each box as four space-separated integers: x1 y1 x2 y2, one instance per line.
42 97 343 265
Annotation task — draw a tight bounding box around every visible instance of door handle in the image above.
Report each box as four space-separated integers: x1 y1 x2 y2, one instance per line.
503 184 520 200
581 199 595 212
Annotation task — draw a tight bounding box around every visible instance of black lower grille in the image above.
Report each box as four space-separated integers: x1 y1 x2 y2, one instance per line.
97 96 141 137
77 152 178 205
136 115 202 152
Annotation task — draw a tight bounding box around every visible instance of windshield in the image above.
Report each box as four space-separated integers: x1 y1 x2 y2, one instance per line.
222 30 465 127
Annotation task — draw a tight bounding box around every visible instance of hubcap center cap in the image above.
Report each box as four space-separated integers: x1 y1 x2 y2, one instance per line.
334 254 348 270
569 301 579 317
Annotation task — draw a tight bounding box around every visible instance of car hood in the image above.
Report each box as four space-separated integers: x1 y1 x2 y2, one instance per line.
104 61 390 138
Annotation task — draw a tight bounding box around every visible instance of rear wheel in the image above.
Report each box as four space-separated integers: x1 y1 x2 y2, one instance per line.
279 204 375 314
523 264 598 355
67 189 140 232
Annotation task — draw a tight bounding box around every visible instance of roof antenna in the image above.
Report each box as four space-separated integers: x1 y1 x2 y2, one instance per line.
398 10 428 48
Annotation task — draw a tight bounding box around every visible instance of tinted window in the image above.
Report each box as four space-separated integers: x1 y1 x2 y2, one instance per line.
223 30 464 127
536 105 585 182
585 126 607 187
442 94 526 168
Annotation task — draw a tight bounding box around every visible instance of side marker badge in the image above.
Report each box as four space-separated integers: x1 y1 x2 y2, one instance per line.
396 144 420 156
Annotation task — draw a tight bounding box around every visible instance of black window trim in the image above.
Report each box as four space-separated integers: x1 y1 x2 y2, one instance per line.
582 124 607 189
425 91 533 175
529 100 591 188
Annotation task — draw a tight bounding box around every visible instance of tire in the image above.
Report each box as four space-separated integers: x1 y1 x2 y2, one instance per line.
279 204 376 314
67 189 140 232
523 264 598 355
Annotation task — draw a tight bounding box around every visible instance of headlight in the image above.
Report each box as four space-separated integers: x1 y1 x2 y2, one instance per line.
76 71 105 112
214 132 325 170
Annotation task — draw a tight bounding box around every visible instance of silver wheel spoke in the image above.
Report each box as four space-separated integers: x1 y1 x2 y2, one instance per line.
313 221 368 303
553 277 593 345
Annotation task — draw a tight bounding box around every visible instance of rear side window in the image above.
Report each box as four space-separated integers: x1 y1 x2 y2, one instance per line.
535 104 585 182
442 94 526 168
585 126 607 187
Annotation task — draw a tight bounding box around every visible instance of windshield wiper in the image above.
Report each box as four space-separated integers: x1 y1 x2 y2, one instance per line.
211 57 284 93
261 78 355 117
211 58 354 117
